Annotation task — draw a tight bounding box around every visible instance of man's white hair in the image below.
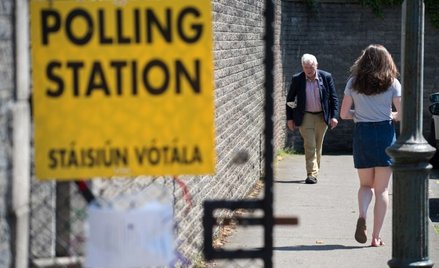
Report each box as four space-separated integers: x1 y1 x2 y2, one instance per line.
301 53 318 66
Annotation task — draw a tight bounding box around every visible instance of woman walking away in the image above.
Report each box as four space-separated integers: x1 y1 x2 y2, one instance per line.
340 44 401 247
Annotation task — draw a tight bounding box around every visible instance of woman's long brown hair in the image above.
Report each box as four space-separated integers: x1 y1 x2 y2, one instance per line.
350 44 399 95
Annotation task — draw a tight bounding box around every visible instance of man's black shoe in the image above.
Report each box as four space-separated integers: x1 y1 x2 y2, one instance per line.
305 176 317 184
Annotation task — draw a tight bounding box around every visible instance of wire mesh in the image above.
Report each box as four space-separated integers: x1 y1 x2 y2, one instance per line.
29 177 183 267
28 173 248 267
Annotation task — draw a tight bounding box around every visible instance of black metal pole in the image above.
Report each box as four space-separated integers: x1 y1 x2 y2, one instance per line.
386 0 435 267
263 0 275 267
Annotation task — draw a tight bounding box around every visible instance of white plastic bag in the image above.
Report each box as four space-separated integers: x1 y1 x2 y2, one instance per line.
84 198 174 268
287 97 297 109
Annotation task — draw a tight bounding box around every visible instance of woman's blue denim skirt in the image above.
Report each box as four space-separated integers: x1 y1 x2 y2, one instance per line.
353 120 396 168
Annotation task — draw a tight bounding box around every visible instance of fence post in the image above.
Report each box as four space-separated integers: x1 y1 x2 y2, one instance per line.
56 183 72 256
11 0 31 266
263 0 275 266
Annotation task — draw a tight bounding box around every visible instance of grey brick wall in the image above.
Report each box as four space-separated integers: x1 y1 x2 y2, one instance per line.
0 0 13 266
282 0 439 154
274 2 288 150
174 0 268 261
172 0 286 262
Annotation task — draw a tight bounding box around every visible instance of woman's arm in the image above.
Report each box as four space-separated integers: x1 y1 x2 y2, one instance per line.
392 96 402 121
340 95 354 120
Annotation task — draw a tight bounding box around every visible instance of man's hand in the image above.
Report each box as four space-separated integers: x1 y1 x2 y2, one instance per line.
330 118 338 129
287 120 295 130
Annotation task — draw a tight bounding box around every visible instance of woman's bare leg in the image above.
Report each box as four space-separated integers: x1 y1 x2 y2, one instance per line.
354 168 374 243
357 168 374 219
371 166 392 246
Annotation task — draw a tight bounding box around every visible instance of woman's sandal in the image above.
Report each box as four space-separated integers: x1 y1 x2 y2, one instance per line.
371 237 385 247
354 217 367 244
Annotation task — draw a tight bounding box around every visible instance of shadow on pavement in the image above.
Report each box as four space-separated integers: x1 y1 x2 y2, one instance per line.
273 244 365 251
274 180 304 184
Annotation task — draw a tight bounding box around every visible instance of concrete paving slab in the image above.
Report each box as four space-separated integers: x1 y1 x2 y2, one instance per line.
213 154 439 268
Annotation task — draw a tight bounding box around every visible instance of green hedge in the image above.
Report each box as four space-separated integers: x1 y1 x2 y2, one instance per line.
361 0 439 28
303 0 439 28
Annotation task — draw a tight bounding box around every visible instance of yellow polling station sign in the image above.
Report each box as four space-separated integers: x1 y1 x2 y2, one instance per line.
31 0 216 180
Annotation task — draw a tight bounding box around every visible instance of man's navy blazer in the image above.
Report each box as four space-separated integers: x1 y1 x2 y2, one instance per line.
286 70 339 126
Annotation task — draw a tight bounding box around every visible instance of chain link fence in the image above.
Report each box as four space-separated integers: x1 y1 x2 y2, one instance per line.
29 176 220 267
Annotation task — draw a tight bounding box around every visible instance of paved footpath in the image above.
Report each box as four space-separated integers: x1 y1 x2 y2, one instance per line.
215 154 439 268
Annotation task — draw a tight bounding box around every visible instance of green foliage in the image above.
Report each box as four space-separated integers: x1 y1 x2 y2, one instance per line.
425 0 439 28
304 0 318 10
360 0 439 27
358 0 403 17
303 0 319 15
277 148 296 158
302 0 439 28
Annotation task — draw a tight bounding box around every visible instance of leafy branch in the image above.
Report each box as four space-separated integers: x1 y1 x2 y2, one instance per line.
360 0 439 28
303 0 439 28
425 0 439 28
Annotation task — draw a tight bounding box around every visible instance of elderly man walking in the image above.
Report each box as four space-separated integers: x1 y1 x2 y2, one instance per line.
286 53 339 184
